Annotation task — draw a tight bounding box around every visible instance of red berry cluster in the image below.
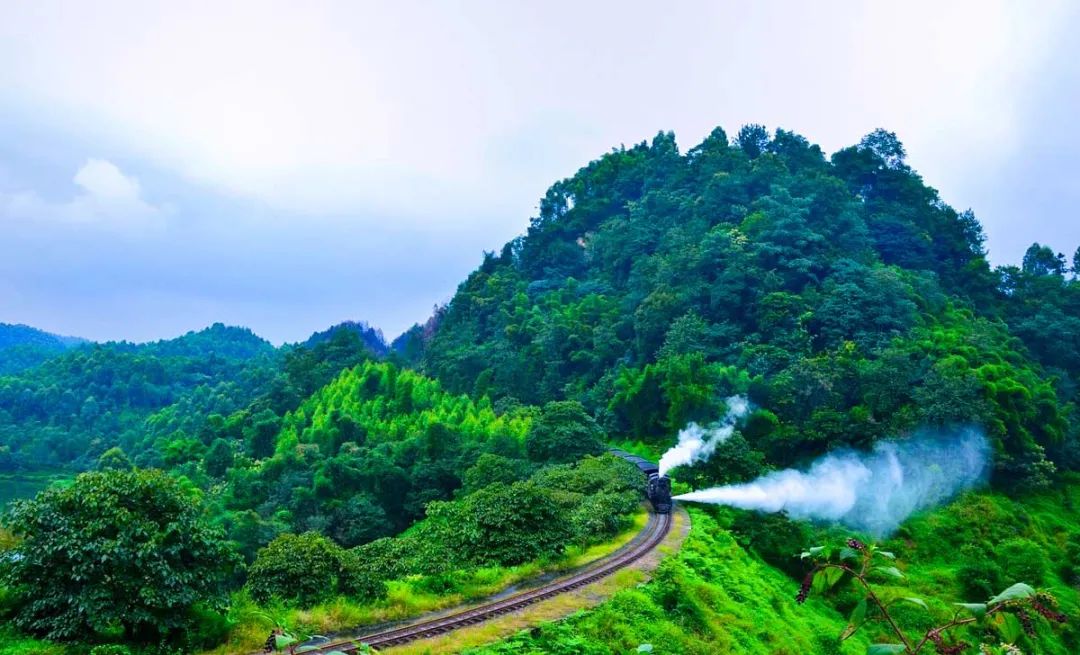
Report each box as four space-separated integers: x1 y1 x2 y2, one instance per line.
927 629 968 654
1032 594 1068 623
846 538 866 551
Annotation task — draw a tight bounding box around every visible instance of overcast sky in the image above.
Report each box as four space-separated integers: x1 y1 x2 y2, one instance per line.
1 1 1078 344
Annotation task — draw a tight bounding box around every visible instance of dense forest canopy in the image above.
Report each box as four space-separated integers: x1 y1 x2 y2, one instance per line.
397 126 1080 490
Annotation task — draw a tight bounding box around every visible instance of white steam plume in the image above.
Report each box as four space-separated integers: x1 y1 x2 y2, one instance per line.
658 395 750 476
674 429 991 536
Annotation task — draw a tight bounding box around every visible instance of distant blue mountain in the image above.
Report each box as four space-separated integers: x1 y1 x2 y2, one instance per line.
304 320 388 356
0 323 89 374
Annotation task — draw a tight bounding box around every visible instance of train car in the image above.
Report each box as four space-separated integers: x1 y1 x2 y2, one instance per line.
609 449 672 514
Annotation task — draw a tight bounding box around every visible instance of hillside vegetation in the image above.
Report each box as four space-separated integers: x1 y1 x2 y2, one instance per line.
400 126 1079 491
2 124 1079 654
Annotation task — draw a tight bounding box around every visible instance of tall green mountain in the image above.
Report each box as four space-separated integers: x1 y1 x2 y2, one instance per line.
400 126 1079 490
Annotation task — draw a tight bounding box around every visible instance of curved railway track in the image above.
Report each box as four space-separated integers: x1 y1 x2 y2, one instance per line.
297 507 673 654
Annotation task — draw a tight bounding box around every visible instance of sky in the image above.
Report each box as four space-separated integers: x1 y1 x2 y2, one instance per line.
1 1 1078 344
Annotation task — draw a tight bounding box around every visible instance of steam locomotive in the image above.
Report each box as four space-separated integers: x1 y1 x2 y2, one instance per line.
609 449 672 514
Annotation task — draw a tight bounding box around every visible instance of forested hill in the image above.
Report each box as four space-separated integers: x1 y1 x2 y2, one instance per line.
303 320 389 357
399 126 1080 490
0 323 86 375
0 322 382 472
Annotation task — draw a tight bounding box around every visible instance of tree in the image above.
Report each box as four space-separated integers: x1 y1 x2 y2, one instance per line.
461 453 534 495
246 532 349 607
859 128 908 170
96 446 132 471
735 124 770 158
329 494 393 547
425 481 572 566
525 400 605 463
204 438 234 478
1073 245 1080 276
1022 242 1066 277
2 469 238 642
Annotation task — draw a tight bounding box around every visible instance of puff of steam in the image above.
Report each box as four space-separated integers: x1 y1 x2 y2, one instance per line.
658 395 750 476
674 428 990 536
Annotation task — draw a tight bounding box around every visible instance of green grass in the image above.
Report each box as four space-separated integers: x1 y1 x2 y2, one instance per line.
467 480 1080 655
196 507 650 655
467 506 866 655
0 471 69 509
0 626 68 655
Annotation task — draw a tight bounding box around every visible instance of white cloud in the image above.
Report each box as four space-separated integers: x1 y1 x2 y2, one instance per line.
0 1 1071 230
0 158 167 232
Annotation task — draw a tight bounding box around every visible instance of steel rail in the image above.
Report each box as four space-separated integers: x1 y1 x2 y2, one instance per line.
298 508 673 654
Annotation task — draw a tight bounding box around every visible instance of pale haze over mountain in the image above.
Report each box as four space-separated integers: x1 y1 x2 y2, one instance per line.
1 1 1077 343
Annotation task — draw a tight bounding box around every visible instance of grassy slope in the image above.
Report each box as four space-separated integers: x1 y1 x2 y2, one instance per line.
468 481 1080 655
196 509 651 655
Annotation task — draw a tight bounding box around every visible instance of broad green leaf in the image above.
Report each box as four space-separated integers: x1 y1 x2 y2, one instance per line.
637 645 654 653
808 546 825 556
875 550 896 560
866 644 907 655
871 566 904 580
994 612 1023 643
900 597 927 610
839 546 861 562
988 582 1035 606
276 635 298 648
823 566 845 589
954 602 987 619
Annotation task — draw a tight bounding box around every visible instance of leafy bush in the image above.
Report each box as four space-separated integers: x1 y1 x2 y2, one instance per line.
246 531 385 607
525 401 605 463
956 543 1002 599
994 537 1047 587
1 469 239 643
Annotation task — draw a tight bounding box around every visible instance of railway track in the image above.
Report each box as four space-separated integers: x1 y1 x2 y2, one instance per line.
296 508 673 654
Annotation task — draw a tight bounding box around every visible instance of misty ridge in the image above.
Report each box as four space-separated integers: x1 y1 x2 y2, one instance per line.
674 427 992 536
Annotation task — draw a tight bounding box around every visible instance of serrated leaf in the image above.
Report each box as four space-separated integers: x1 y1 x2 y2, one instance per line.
875 550 896 560
871 566 904 580
867 644 907 654
954 602 987 619
841 598 868 641
988 582 1035 606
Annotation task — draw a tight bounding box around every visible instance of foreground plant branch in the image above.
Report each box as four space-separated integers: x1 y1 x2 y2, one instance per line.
796 539 1067 655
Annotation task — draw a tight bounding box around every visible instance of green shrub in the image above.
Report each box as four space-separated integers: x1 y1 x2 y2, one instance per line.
995 537 1047 587
246 532 353 607
956 543 1003 599
88 646 133 655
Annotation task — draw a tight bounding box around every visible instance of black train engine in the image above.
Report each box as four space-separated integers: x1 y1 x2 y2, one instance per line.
609 449 672 513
